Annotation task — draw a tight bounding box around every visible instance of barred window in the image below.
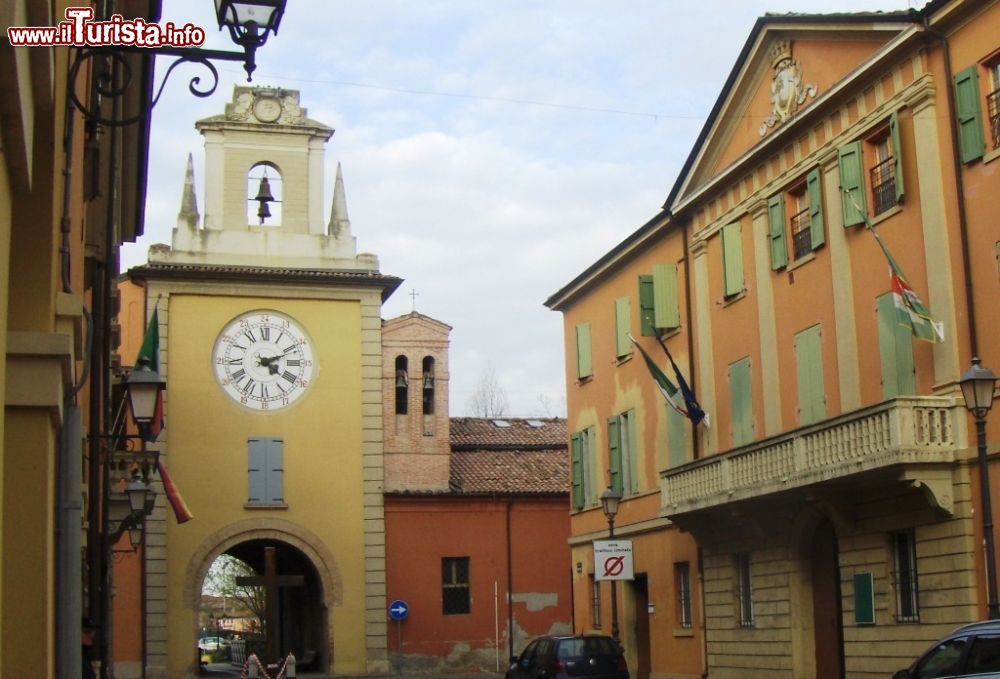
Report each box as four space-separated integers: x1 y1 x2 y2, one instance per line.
591 577 602 629
893 530 919 622
736 553 754 628
675 562 693 629
442 557 471 615
988 62 1000 150
870 134 897 216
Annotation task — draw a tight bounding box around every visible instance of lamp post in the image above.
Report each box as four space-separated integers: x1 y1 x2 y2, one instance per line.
961 357 1000 620
601 486 623 644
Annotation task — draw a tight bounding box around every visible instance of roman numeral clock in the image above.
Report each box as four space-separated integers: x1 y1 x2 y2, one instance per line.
213 310 315 410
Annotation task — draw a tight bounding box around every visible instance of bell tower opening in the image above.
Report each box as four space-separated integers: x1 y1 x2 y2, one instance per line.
247 162 283 226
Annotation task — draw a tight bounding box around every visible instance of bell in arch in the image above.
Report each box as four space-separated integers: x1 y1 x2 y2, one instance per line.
255 174 275 224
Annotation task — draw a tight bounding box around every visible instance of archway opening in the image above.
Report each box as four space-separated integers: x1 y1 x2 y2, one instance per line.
247 162 283 226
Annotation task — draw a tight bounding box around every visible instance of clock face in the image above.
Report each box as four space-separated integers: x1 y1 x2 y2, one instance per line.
253 96 282 123
213 310 315 411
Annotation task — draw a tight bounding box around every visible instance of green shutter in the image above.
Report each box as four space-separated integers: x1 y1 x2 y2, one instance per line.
877 293 915 398
576 323 592 379
889 112 904 203
667 403 686 468
853 573 876 625
608 416 622 494
806 167 825 249
794 326 826 425
767 193 788 270
571 433 584 510
625 409 639 493
615 297 631 358
721 222 744 297
638 276 656 337
838 141 866 227
728 357 752 447
585 428 597 504
653 263 680 329
954 65 985 163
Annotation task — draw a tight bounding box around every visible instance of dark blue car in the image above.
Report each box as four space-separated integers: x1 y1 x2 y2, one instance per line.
507 636 629 679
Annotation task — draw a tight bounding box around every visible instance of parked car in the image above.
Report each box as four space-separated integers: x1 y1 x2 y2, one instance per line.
197 636 230 653
507 635 628 679
893 620 1000 678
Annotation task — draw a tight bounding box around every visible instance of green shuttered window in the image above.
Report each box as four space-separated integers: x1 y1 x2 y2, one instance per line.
571 432 584 509
806 167 825 249
889 112 905 203
615 297 631 358
767 193 787 270
838 141 866 227
248 437 284 504
794 325 826 426
608 416 622 494
728 357 753 447
576 323 593 379
571 428 597 510
639 265 680 334
721 222 744 297
638 276 656 337
609 411 639 495
876 293 916 398
954 65 985 163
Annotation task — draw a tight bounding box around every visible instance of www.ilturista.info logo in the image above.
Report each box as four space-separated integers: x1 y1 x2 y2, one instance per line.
6 7 206 49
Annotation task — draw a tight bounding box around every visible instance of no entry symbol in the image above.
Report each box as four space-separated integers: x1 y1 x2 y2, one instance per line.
603 555 625 577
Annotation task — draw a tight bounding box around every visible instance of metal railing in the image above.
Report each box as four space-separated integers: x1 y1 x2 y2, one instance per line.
789 207 812 259
988 87 1000 151
870 155 896 216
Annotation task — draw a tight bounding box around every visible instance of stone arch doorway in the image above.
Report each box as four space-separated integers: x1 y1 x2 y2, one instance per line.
185 519 343 674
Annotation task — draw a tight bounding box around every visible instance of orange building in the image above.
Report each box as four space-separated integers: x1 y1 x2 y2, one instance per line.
383 313 572 672
547 2 1000 678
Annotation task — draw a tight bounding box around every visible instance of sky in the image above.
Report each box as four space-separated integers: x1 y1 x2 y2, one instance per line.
122 0 914 417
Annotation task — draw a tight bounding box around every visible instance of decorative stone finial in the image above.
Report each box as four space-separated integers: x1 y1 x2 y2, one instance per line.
329 163 352 239
177 153 199 229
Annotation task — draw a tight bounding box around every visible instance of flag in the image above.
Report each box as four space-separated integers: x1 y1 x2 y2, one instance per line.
136 304 164 439
657 336 709 428
158 461 193 524
841 188 944 343
629 334 688 419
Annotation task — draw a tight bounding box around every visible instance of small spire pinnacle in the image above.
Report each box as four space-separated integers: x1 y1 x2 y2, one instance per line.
177 153 199 229
328 162 352 238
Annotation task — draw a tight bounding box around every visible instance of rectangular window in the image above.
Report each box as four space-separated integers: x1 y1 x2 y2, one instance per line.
248 437 283 504
789 183 812 260
591 576 602 629
736 553 754 627
877 292 916 398
638 276 656 337
893 530 919 622
576 323 593 380
442 557 471 615
721 222 744 297
728 357 753 447
675 562 693 629
639 265 681 335
870 133 897 216
954 64 986 162
989 61 1000 151
794 325 826 426
610 410 638 495
572 427 598 509
838 141 867 227
615 297 631 359
768 168 824 270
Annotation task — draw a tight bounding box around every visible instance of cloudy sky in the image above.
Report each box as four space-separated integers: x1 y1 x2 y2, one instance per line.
122 0 912 417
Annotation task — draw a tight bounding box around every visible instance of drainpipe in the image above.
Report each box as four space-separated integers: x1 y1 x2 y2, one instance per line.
681 218 700 459
506 499 515 660
697 548 709 679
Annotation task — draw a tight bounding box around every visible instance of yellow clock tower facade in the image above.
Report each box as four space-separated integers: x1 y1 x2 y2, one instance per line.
126 87 399 678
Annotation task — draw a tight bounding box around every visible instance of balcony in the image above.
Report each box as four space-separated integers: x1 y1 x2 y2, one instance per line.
661 396 966 517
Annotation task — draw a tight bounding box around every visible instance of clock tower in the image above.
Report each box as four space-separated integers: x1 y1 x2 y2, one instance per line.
126 86 400 678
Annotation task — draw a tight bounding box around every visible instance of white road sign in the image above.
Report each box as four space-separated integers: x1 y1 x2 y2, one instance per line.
594 540 634 581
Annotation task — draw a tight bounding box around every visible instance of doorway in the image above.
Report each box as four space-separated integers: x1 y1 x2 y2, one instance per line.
631 574 650 679
811 520 844 679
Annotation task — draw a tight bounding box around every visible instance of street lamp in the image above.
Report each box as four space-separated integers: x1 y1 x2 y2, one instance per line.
960 357 999 619
125 357 166 443
601 486 623 643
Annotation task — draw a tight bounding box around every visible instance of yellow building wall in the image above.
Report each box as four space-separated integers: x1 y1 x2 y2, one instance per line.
164 293 370 676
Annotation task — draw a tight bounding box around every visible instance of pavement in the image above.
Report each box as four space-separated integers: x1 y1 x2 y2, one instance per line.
202 663 504 679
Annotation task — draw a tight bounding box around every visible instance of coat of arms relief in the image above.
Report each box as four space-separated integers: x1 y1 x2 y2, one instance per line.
759 40 818 136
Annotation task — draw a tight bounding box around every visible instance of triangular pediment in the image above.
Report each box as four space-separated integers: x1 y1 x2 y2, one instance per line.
383 312 453 342
669 14 913 209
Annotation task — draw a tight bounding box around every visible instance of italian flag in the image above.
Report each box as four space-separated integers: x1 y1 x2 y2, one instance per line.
871 227 945 344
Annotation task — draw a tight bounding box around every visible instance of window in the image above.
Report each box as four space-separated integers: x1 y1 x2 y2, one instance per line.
893 529 919 622
721 222 744 297
768 169 825 270
954 64 987 162
614 297 631 359
248 437 283 504
728 357 753 447
608 410 638 496
571 427 597 510
794 325 826 426
638 264 680 335
914 637 967 679
422 356 435 415
838 112 903 223
877 292 916 398
442 557 471 615
736 553 753 627
576 323 593 380
870 132 897 216
675 562 693 629
967 635 1000 675
989 61 1000 151
591 577 602 628
394 355 408 415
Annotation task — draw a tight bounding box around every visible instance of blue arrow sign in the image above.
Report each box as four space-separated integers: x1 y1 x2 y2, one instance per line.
389 599 409 621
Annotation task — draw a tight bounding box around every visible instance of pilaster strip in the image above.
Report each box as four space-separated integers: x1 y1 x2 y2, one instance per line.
691 242 718 456
750 206 783 436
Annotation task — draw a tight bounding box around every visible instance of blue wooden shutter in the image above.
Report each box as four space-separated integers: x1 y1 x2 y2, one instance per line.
667 404 686 468
653 263 680 329
728 358 752 447
954 65 985 163
806 167 825 249
889 112 905 203
794 326 826 425
767 193 788 270
576 323 593 379
571 433 584 510
838 142 866 227
608 416 622 494
877 293 915 398
615 297 631 358
721 222 744 297
266 438 284 502
638 276 656 337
